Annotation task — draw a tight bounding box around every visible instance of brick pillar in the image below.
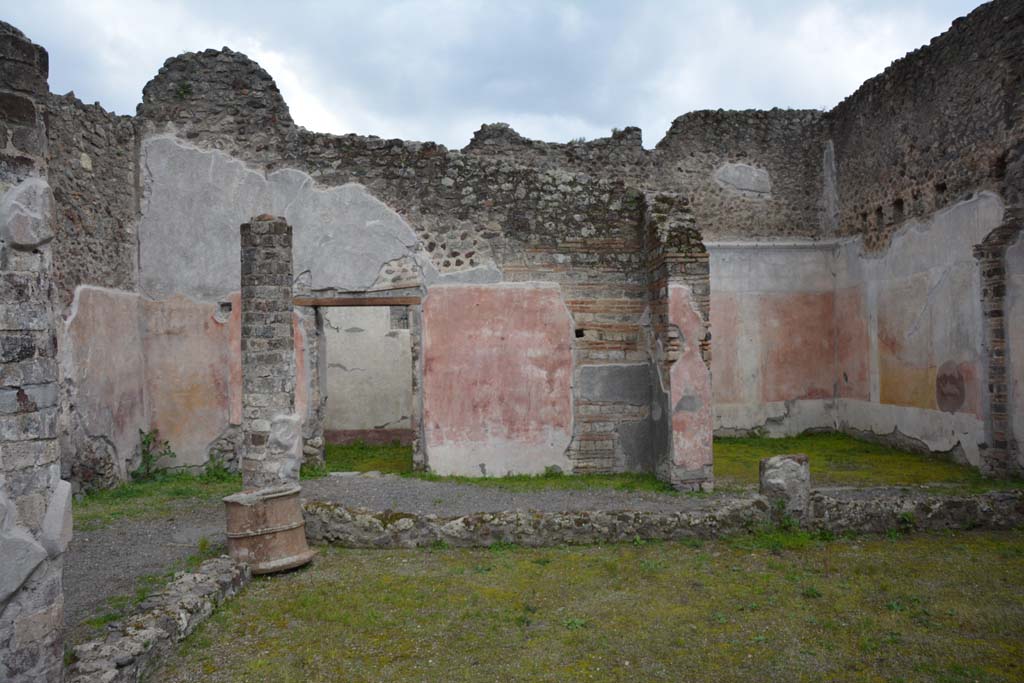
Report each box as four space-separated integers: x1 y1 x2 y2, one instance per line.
0 22 70 683
974 224 1022 477
643 192 714 491
240 215 301 489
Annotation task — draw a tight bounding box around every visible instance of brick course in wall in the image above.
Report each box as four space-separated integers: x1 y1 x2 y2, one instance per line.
975 224 1023 476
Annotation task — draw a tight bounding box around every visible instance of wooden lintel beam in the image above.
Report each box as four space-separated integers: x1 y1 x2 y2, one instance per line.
293 296 421 307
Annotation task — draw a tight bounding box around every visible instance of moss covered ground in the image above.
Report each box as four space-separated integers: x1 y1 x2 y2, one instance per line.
153 529 1024 682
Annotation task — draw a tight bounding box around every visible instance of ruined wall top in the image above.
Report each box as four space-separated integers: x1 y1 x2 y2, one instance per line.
139 47 295 154
11 0 1023 255
827 0 1024 249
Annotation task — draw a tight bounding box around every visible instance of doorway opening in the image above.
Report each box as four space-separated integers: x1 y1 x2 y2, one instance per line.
322 305 415 448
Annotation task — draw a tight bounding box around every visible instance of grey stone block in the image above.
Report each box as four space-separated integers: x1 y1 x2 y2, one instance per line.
0 177 53 249
759 454 811 517
0 528 46 605
577 364 650 406
40 479 71 558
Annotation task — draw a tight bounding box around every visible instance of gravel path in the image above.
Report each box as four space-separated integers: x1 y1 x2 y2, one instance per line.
300 473 733 515
64 501 224 644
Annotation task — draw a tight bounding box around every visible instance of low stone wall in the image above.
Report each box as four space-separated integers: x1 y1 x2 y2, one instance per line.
303 490 1024 548
66 557 250 683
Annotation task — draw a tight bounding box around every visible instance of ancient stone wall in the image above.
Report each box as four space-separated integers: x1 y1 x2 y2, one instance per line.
1005 234 1024 470
0 22 69 683
654 109 827 240
135 56 658 477
44 94 137 309
827 0 1024 251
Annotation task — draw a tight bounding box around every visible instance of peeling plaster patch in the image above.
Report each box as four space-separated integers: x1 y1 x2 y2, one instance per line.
139 135 421 301
713 162 771 198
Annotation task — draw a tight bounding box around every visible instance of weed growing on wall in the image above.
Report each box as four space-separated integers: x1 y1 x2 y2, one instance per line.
132 429 175 481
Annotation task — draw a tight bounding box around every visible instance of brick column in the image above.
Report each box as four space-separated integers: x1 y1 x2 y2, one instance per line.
644 192 714 491
974 224 1022 477
0 22 70 683
240 215 301 489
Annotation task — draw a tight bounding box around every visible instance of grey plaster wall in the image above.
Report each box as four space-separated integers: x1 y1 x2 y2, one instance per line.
139 135 423 302
322 306 412 435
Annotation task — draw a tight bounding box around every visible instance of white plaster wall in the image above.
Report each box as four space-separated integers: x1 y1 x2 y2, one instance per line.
709 242 837 436
708 193 1004 469
1006 235 1024 466
833 192 1004 466
323 307 412 433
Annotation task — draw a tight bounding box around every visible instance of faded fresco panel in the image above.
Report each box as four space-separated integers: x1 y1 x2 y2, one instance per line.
422 284 574 476
709 291 742 404
834 286 870 400
760 291 834 403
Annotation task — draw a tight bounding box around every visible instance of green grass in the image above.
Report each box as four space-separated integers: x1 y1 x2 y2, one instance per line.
324 441 415 474
714 432 1023 491
73 471 242 530
153 529 1024 682
325 433 1023 493
324 440 674 493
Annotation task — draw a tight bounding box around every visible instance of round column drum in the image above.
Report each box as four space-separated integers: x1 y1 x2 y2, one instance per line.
223 484 315 574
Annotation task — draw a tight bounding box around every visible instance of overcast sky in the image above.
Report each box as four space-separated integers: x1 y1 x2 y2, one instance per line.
7 0 982 148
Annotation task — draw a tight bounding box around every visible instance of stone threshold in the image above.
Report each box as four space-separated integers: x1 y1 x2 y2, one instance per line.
302 489 1024 548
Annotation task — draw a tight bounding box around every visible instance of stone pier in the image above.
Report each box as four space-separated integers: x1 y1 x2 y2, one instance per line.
239 215 301 489
0 22 70 683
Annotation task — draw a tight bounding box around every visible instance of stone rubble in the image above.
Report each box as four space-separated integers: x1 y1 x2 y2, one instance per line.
302 488 1024 549
66 557 250 683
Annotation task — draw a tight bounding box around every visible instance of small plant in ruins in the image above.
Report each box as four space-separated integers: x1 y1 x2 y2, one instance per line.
132 429 175 481
200 451 234 482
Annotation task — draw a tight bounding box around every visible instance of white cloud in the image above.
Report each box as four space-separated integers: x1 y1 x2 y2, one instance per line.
5 0 981 148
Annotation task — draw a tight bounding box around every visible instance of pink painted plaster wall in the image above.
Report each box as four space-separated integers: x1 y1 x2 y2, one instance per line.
63 287 148 481
760 292 835 403
834 286 870 400
667 283 713 480
422 284 574 476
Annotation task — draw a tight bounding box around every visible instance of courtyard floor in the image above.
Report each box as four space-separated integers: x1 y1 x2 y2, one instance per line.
150 529 1024 682
65 433 1023 664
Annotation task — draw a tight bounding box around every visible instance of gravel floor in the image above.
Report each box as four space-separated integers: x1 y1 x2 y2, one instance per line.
64 501 224 644
299 473 733 515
